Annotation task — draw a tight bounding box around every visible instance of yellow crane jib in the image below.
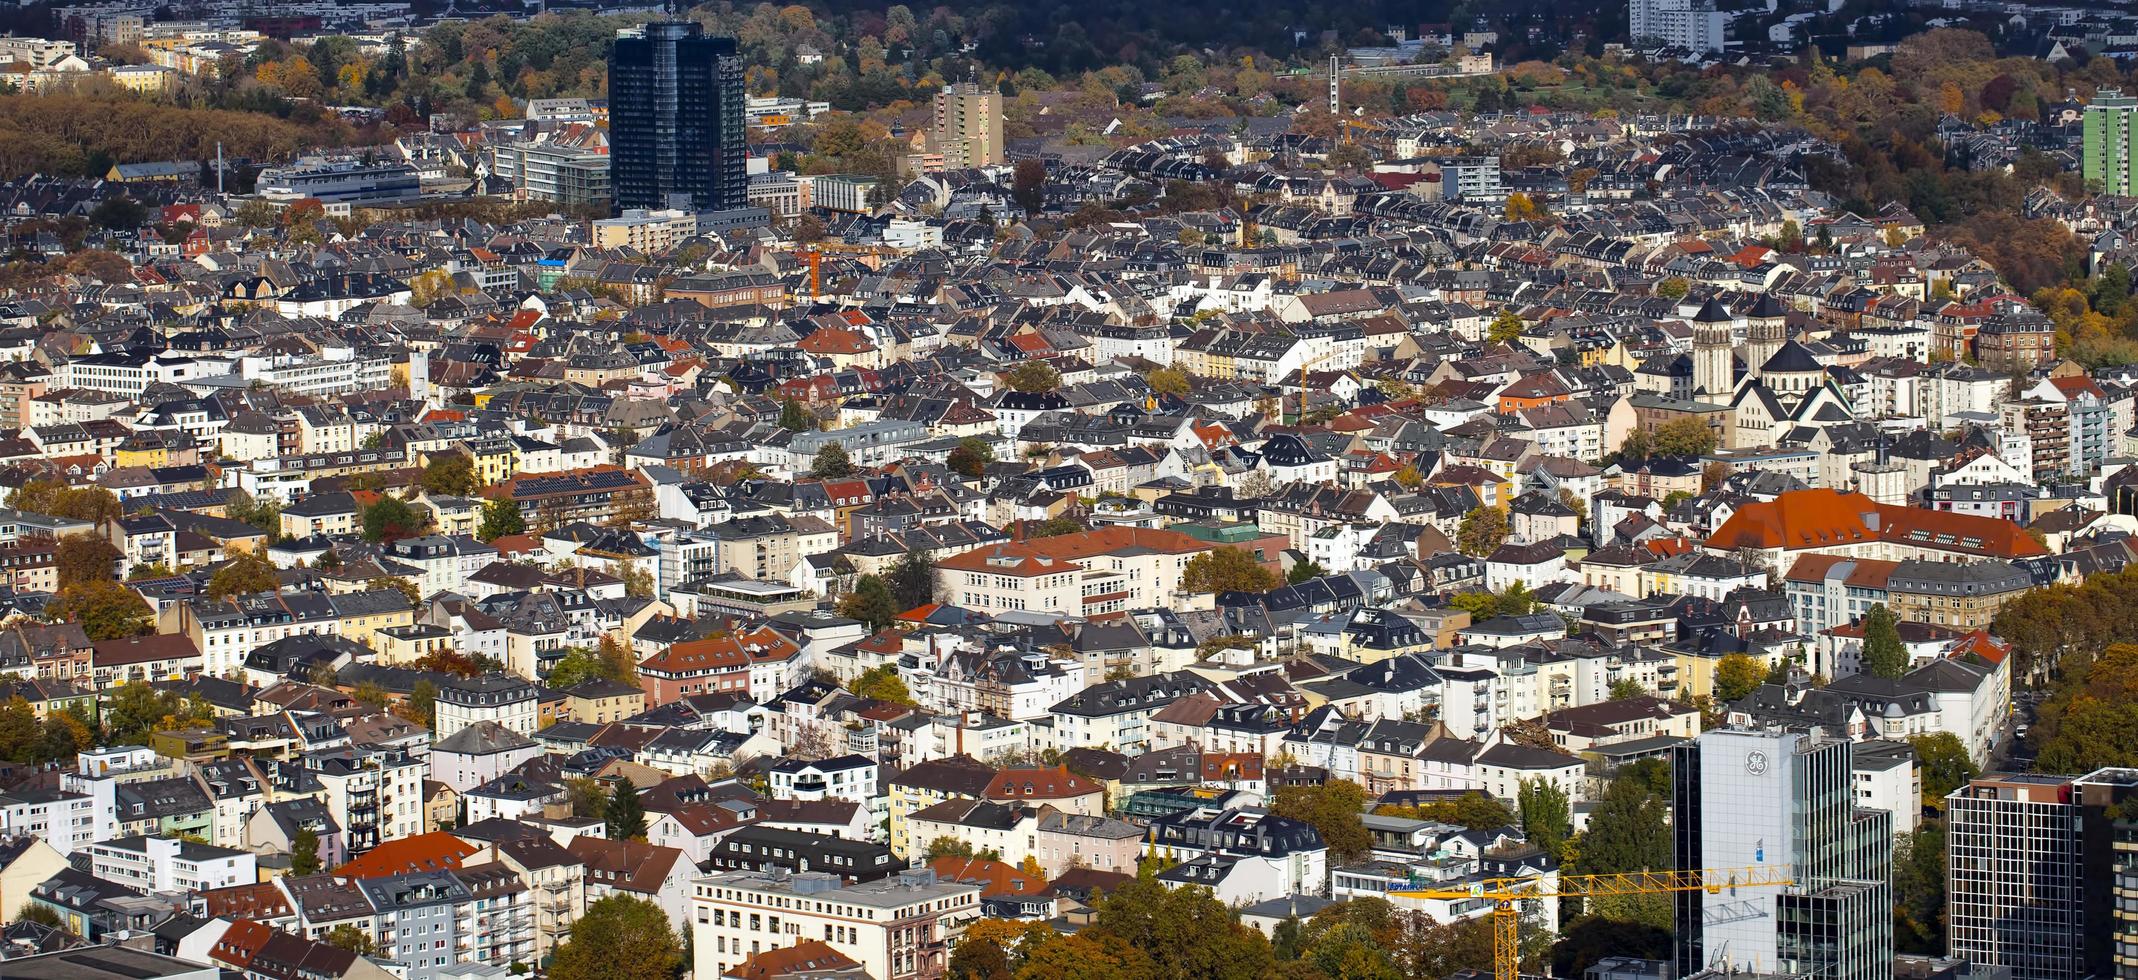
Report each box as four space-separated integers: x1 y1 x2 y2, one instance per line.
1389 866 1795 980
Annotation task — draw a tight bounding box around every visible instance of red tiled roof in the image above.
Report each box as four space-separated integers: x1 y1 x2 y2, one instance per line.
334 832 479 878
983 766 1101 802
928 856 1046 897
1706 489 2046 560
724 941 862 980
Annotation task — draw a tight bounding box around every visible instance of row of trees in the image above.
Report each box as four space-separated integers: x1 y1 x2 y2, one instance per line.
0 682 218 766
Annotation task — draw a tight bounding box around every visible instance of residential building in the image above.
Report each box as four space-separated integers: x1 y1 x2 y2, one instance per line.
931 82 1003 169
690 869 981 980
2084 89 2138 198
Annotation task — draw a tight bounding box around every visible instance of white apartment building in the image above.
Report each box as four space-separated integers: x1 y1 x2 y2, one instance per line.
692 870 980 980
1629 0 1727 53
83 835 256 893
0 787 104 855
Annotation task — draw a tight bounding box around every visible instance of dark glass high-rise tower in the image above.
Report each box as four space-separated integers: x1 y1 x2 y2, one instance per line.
606 21 747 215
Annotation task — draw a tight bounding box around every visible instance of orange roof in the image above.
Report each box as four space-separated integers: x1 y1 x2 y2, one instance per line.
726 941 863 980
939 526 1212 577
797 326 874 355
1706 489 2047 560
1642 536 1697 557
334 832 479 878
928 856 1047 897
897 602 944 623
209 918 274 968
1950 629 2010 666
488 533 542 556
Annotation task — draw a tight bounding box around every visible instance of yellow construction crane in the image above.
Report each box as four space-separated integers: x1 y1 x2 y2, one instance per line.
1391 865 1794 980
1295 347 1349 422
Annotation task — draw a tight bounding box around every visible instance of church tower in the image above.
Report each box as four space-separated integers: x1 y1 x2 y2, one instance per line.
1742 293 1788 377
1690 296 1736 399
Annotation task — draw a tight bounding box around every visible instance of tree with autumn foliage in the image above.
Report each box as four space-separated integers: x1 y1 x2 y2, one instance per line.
1179 546 1278 594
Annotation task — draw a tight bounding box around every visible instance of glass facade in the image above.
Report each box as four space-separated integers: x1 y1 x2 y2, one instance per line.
607 22 748 215
1673 731 1893 980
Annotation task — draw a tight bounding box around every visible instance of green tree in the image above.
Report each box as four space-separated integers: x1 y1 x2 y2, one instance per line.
1894 821 1948 954
1650 416 1719 457
618 559 654 598
885 549 937 610
1860 603 1908 679
1487 309 1525 343
206 552 280 600
1180 546 1279 594
223 488 281 538
361 496 424 542
324 923 376 955
779 397 816 432
1090 875 1279 980
947 437 995 478
1656 277 1690 299
1517 778 1572 861
837 575 899 631
406 680 437 728
54 533 120 589
14 901 62 930
1456 506 1509 557
290 825 322 876
1567 778 1673 929
420 452 481 496
851 664 914 705
1144 367 1193 398
365 576 422 607
477 499 525 541
90 196 148 231
810 442 855 479
605 779 646 840
548 895 682 980
1027 516 1083 537
9 481 121 522
925 836 975 860
1608 679 1648 700
1712 653 1767 704
1909 732 1979 803
0 698 41 765
545 647 616 691
1449 582 1539 621
1304 920 1401 979
1003 360 1062 393
1381 791 1515 830
564 777 608 821
1270 779 1371 864
48 581 153 641
1287 560 1327 584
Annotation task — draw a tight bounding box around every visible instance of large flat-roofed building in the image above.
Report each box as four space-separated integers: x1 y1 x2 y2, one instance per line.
255 157 420 206
493 141 612 207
